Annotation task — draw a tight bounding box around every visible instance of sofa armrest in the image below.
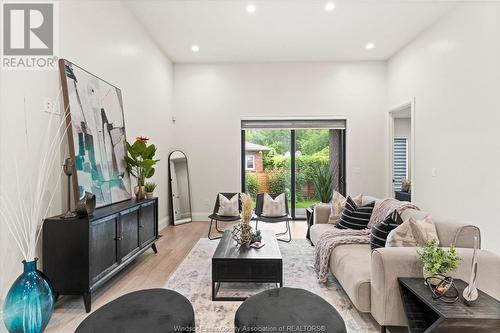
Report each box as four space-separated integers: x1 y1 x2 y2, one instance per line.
434 220 481 248
370 247 423 327
371 247 500 327
314 204 331 224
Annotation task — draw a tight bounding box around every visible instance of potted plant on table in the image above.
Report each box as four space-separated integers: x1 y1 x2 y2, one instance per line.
144 182 157 200
125 136 160 200
418 240 460 285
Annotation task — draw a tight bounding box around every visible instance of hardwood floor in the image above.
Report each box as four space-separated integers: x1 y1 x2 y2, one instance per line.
44 220 308 332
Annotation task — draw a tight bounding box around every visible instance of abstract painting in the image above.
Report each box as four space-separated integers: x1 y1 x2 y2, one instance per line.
59 59 132 207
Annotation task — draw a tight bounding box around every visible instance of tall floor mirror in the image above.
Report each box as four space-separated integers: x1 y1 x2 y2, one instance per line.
168 151 192 225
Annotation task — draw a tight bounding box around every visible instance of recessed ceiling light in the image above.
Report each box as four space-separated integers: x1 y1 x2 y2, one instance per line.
246 3 256 13
191 44 200 53
325 2 335 12
365 42 375 50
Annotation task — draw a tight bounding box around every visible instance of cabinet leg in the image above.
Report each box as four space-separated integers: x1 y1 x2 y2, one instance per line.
380 325 386 333
83 292 91 313
152 243 158 254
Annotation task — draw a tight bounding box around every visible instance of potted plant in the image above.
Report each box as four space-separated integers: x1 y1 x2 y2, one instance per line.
125 136 160 200
312 164 334 203
418 240 460 285
144 182 157 200
251 229 262 243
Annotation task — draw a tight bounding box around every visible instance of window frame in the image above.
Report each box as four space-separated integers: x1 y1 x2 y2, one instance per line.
245 154 255 170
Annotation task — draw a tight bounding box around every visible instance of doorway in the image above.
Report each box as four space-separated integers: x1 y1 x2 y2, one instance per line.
241 119 346 219
388 100 415 201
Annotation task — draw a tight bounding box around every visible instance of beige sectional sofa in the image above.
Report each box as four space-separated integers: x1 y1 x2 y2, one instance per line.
310 195 500 331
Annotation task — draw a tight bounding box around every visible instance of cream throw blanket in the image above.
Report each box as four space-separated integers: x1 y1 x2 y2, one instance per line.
368 198 419 228
314 198 419 283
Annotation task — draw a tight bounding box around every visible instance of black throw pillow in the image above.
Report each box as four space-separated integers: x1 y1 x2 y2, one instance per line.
370 210 404 250
336 196 375 230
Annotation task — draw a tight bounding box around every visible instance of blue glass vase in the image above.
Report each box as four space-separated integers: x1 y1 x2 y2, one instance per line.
2 259 55 333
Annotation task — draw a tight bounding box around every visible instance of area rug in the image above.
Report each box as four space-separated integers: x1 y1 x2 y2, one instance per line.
164 238 379 333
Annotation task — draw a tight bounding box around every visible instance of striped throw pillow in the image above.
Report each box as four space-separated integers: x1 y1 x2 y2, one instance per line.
336 197 375 230
370 210 403 250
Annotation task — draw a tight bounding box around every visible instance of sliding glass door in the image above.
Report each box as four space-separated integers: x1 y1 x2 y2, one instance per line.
243 129 292 209
241 119 346 220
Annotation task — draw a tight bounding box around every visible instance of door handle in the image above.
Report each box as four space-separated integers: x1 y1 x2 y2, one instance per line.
115 236 123 241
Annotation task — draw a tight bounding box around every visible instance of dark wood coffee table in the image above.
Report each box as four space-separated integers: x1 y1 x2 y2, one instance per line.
212 230 283 301
398 277 500 333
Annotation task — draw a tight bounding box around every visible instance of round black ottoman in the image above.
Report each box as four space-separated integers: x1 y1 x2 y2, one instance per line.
235 287 346 333
76 289 195 333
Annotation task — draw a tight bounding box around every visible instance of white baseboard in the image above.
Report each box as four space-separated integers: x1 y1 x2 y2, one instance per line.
192 212 211 222
159 216 169 231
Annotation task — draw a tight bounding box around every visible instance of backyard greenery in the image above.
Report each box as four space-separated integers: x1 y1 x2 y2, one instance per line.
245 129 334 208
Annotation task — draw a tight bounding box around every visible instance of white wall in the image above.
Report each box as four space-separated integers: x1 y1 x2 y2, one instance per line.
173 62 387 219
0 0 174 298
387 3 500 254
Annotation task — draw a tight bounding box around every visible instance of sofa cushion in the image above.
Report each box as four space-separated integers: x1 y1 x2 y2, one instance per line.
329 244 372 312
310 223 336 245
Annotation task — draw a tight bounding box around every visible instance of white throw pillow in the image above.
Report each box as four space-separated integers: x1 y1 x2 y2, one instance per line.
262 193 287 217
385 220 418 247
328 192 362 224
217 193 239 217
409 216 440 246
385 215 439 247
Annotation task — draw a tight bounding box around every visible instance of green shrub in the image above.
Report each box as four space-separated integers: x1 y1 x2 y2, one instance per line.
264 153 332 200
267 169 290 197
312 164 333 203
245 173 259 199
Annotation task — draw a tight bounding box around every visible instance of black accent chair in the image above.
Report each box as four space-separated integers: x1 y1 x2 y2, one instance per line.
253 193 291 243
208 193 241 240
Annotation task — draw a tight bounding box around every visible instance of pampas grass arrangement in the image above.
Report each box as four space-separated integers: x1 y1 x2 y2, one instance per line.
232 193 254 246
0 92 70 262
241 193 253 224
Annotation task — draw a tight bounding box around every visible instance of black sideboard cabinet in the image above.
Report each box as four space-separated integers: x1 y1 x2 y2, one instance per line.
42 198 159 313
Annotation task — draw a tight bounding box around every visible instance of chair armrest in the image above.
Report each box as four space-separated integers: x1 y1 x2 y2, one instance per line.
313 204 331 224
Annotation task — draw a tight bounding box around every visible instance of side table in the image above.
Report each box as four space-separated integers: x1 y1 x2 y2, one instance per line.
306 205 315 243
398 277 500 333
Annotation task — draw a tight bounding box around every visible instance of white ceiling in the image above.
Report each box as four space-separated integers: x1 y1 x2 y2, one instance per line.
126 0 456 63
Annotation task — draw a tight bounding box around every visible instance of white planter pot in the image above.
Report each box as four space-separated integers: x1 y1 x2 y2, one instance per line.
423 268 442 286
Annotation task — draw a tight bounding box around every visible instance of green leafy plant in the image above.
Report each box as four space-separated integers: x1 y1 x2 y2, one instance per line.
417 240 460 276
252 229 262 243
312 164 334 203
125 136 160 186
144 182 157 193
245 173 259 199
267 169 289 196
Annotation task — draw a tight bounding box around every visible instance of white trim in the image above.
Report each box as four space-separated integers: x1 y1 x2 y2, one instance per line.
241 115 348 121
387 98 415 201
158 216 169 231
192 212 211 222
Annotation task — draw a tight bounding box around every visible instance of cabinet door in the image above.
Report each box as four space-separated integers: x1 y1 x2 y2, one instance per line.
140 201 156 247
119 207 140 261
90 215 119 284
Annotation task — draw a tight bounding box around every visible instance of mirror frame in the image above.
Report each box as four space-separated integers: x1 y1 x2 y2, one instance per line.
168 150 193 225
